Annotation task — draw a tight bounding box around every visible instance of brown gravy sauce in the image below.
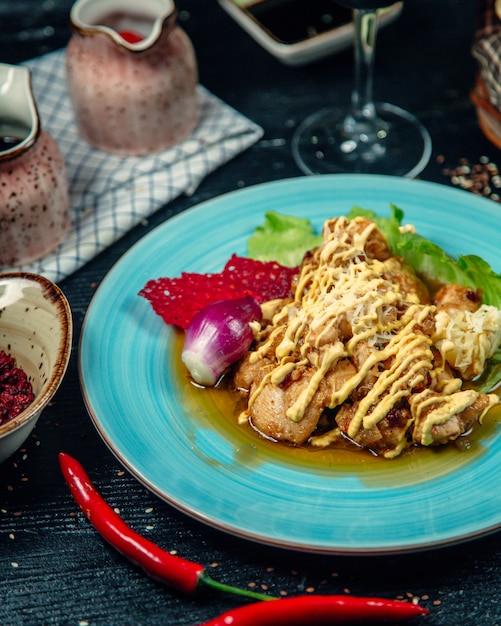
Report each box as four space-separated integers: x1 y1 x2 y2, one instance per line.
171 332 501 487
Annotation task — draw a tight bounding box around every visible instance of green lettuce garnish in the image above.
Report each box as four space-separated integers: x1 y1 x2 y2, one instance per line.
475 350 501 393
347 204 501 309
247 211 322 268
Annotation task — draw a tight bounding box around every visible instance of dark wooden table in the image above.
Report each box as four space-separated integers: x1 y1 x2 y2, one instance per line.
1 1 500 624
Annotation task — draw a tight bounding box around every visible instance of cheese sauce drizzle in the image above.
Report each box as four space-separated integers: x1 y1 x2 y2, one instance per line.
242 216 500 457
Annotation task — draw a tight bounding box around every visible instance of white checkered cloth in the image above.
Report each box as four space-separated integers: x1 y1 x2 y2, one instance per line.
7 48 263 282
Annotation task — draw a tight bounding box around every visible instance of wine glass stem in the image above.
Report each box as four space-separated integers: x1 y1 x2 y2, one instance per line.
350 9 379 125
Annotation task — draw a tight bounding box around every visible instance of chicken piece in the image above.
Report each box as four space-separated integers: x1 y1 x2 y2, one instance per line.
247 359 357 445
433 284 481 313
334 402 383 449
350 341 380 400
383 257 430 304
307 314 354 348
233 353 272 393
322 216 391 261
336 403 414 457
411 389 499 446
372 406 414 455
248 371 322 444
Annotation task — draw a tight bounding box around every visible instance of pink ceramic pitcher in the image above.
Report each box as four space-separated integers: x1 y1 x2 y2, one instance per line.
0 63 70 268
66 0 199 156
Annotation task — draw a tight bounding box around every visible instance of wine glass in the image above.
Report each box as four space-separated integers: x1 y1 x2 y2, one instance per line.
291 1 432 177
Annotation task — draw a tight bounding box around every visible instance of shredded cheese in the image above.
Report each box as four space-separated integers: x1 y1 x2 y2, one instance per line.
433 305 501 378
242 216 501 457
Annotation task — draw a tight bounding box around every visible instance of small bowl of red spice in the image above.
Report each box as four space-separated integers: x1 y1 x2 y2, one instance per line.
0 273 72 463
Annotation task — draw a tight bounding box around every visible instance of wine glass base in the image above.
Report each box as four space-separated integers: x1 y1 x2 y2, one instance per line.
291 102 432 178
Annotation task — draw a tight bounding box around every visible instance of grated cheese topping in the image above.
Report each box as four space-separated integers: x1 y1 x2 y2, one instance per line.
433 305 501 378
244 216 501 457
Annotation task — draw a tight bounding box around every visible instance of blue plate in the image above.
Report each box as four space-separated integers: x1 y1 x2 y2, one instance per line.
80 175 501 554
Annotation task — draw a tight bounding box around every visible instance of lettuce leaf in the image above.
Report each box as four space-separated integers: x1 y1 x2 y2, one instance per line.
347 205 501 308
247 211 323 268
475 348 501 393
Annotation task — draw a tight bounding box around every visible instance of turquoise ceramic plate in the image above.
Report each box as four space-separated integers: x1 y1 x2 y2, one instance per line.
80 175 501 554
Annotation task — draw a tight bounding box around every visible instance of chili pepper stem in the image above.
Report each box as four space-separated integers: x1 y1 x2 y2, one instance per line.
198 571 275 601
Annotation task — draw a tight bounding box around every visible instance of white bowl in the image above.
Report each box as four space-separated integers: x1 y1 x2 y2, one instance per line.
0 273 72 463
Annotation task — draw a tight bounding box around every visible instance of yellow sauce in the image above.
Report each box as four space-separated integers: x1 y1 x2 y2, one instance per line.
171 331 501 489
237 217 499 457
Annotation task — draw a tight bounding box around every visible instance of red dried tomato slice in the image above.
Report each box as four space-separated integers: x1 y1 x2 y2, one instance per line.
139 255 298 329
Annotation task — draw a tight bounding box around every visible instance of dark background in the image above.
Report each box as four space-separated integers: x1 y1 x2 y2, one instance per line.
1 1 500 624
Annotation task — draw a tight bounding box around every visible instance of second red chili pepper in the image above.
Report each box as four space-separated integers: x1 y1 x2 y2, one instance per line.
198 595 429 625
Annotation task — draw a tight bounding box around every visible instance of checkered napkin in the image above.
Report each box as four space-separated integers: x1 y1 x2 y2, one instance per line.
9 48 263 283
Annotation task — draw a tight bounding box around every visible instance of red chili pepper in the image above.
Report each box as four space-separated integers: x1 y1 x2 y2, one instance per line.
118 30 144 43
58 453 430 624
58 452 271 600
198 595 429 625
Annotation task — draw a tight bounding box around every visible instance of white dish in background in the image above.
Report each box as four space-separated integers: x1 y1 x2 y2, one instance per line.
218 0 403 66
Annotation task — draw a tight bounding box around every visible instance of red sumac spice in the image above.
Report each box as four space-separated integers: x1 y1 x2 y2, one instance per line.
0 350 34 425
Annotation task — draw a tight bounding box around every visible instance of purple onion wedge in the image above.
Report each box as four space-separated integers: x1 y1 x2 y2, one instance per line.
181 296 262 386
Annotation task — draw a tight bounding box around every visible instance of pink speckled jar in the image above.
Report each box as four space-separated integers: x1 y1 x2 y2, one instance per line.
0 63 70 268
66 0 199 156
